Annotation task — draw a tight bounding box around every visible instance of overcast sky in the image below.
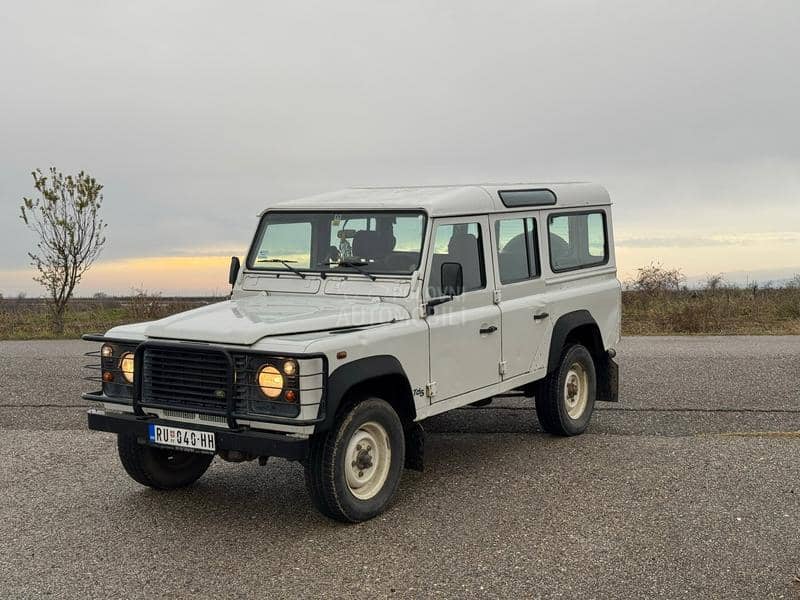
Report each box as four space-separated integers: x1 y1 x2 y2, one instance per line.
1 0 798 295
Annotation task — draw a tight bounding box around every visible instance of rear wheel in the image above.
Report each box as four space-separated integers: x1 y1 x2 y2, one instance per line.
535 344 596 436
305 397 405 523
117 433 214 489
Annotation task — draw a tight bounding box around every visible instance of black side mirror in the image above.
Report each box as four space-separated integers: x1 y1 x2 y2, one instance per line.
440 262 463 297
229 256 241 286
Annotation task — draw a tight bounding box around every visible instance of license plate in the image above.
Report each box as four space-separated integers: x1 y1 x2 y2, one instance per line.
148 424 216 453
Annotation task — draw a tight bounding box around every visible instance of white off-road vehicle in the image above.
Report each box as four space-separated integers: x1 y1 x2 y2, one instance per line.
85 183 620 522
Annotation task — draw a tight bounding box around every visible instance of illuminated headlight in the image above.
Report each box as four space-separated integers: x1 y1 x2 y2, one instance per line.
101 344 114 358
119 352 135 384
282 360 297 376
257 365 284 399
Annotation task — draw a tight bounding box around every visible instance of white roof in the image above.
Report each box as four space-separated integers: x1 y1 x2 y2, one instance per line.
263 182 610 217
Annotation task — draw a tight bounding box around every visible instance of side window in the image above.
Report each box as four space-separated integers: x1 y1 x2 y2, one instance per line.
495 217 540 284
547 211 608 272
256 222 312 268
587 213 605 259
429 222 486 296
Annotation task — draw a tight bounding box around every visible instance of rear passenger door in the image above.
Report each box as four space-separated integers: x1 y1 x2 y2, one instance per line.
424 216 502 401
489 213 550 379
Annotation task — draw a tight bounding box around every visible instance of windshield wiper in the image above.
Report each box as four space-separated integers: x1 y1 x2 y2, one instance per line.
255 258 306 279
318 260 377 281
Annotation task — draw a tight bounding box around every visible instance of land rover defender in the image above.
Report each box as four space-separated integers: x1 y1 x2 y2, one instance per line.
84 183 620 522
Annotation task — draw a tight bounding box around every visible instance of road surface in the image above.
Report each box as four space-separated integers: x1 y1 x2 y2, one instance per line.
0 337 798 599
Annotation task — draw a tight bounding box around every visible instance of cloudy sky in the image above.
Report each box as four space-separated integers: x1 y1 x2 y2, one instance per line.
1 0 798 296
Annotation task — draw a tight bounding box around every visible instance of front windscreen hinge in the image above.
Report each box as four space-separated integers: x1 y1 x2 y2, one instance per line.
498 360 507 376
425 381 437 397
493 290 502 303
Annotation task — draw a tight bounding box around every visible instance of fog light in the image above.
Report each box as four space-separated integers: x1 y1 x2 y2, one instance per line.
257 365 284 399
119 352 135 384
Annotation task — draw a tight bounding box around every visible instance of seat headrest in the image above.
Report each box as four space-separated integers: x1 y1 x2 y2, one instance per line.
353 230 395 259
448 232 478 257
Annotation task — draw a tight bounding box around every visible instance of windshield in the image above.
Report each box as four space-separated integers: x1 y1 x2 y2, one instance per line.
248 211 427 276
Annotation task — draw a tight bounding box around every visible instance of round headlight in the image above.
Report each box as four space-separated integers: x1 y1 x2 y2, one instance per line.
119 352 135 383
257 365 284 399
101 344 114 358
283 360 297 376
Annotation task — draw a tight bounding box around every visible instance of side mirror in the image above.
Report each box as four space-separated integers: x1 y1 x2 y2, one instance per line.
440 262 464 297
229 256 241 286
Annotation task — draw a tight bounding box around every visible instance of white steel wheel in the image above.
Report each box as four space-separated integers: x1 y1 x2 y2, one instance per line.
305 397 405 522
563 362 589 419
344 421 391 500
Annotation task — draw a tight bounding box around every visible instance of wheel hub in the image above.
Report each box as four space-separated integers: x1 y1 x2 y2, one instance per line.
563 362 589 420
354 446 373 471
345 422 391 500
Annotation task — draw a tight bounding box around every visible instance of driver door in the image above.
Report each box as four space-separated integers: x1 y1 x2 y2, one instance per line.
424 216 502 402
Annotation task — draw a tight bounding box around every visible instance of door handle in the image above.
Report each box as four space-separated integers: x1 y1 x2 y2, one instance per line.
479 325 498 334
533 312 549 321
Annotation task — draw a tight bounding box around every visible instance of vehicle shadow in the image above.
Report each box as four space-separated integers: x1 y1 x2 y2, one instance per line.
111 404 563 529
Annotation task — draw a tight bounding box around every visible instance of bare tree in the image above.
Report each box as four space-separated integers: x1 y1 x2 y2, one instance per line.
19 168 106 334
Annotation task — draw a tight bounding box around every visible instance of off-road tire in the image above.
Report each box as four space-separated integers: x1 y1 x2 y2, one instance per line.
117 433 214 490
305 397 405 523
535 343 597 436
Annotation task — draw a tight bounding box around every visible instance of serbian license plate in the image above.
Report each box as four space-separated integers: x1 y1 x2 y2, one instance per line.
148 424 216 453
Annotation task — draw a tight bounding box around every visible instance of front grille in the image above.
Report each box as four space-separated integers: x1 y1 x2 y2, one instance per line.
142 347 232 413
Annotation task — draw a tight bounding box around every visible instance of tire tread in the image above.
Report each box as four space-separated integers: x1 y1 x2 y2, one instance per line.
535 343 596 436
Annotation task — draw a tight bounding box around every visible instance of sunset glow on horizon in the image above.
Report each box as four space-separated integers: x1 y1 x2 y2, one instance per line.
2 229 799 297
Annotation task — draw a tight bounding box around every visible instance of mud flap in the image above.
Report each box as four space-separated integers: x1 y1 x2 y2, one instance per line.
597 354 619 402
404 421 425 471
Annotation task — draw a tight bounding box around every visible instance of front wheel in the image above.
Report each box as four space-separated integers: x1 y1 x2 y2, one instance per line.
305 397 405 523
117 433 214 489
535 344 597 436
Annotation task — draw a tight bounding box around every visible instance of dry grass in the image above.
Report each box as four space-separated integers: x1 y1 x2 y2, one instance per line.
0 294 220 340
2 286 799 340
622 287 800 336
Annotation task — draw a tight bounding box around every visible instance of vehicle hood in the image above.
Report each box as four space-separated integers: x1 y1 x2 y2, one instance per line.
143 294 410 345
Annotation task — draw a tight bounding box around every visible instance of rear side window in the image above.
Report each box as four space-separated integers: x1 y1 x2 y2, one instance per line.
495 217 540 284
547 211 608 272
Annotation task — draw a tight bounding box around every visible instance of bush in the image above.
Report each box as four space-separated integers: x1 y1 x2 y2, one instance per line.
627 262 685 294
128 287 166 321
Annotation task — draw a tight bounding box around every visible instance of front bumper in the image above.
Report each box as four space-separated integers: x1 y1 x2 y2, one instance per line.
87 409 310 461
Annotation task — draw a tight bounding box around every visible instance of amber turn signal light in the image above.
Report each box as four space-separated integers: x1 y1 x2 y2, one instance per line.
102 371 114 383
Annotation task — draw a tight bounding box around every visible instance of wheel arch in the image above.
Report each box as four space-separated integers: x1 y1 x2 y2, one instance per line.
318 355 415 433
547 310 606 374
546 310 619 403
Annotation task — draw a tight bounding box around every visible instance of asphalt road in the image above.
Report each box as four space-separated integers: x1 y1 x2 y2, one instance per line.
0 337 798 599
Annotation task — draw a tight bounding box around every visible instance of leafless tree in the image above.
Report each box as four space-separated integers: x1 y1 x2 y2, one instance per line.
19 168 106 334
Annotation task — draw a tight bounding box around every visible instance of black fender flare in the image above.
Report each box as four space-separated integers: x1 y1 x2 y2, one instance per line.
318 355 413 433
546 310 602 374
546 310 618 402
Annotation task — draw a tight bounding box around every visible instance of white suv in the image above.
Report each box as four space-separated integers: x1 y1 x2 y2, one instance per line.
85 183 621 522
